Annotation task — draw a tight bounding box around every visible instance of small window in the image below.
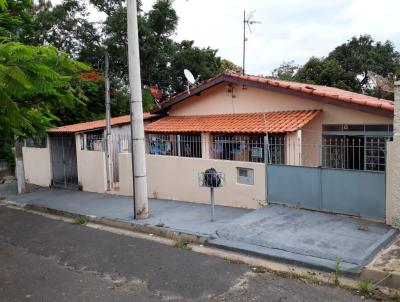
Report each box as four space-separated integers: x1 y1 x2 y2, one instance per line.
80 134 85 150
237 167 254 185
25 135 47 148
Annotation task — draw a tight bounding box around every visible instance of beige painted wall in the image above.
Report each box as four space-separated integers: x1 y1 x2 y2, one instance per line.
22 147 52 187
119 153 265 208
302 114 323 167
76 147 107 193
169 83 393 125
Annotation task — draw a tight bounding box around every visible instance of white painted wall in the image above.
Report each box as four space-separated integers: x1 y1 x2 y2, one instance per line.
22 147 51 187
76 146 107 194
119 153 265 209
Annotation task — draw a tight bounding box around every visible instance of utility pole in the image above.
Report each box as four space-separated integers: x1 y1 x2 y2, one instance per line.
127 0 149 219
104 52 113 191
14 137 27 194
242 10 260 75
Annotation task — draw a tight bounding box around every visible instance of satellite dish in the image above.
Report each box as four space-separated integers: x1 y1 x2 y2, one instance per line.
184 69 196 84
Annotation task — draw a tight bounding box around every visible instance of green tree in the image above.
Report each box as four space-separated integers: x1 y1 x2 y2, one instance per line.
294 35 400 99
168 40 221 93
27 0 102 65
0 0 33 39
0 42 89 137
100 0 222 95
0 0 91 161
220 59 242 74
272 60 299 81
295 57 357 91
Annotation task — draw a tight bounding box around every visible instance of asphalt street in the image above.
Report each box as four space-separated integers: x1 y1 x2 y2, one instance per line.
0 206 377 302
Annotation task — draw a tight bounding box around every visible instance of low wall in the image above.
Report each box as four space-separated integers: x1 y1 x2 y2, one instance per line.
22 147 51 187
76 150 107 193
119 153 265 209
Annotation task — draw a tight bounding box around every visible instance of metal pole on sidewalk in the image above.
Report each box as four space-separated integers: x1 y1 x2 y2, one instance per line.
210 187 215 222
127 0 149 219
104 52 113 192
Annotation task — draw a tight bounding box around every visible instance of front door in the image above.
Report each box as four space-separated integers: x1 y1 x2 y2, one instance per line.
49 134 78 189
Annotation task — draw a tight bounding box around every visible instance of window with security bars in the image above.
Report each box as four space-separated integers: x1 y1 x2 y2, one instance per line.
210 134 285 164
86 132 104 151
321 135 391 171
147 133 202 158
24 135 47 148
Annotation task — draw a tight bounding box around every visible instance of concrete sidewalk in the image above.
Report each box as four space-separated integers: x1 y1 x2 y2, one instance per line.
1 182 397 275
0 182 250 238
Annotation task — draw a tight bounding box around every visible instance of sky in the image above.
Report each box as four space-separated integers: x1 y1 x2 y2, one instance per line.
52 0 400 76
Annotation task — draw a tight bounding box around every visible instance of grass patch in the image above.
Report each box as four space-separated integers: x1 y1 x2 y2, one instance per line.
72 216 88 225
391 291 400 301
250 266 268 274
358 280 372 296
174 238 191 250
331 257 342 286
220 256 245 265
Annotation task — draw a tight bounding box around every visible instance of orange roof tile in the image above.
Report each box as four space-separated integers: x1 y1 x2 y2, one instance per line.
151 73 394 116
49 113 158 133
145 110 321 134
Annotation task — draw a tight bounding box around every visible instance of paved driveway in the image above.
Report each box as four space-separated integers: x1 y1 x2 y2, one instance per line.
210 205 397 273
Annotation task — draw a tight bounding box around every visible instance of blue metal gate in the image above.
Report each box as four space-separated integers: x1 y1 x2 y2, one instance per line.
266 165 386 219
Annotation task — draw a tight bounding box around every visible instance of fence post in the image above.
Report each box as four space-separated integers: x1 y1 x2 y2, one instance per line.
391 81 400 227
264 135 268 201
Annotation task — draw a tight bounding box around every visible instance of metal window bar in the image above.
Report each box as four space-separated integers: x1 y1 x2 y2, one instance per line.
209 134 284 164
146 133 202 158
86 133 105 151
320 135 391 171
24 135 47 148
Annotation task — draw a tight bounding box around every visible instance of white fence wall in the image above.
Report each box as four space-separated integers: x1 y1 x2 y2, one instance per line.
76 149 107 193
119 153 265 209
22 147 52 187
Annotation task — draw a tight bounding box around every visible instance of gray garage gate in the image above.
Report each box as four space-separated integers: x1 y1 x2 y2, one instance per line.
266 165 386 219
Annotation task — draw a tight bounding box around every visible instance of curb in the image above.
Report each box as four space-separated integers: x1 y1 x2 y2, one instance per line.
2 200 208 245
2 198 400 292
361 268 400 289
207 239 361 277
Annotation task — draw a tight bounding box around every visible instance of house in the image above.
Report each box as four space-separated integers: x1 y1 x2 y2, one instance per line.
22 73 395 221
22 113 159 192
145 73 393 168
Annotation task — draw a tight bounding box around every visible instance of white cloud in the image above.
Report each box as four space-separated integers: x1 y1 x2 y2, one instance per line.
52 0 400 75
143 0 400 75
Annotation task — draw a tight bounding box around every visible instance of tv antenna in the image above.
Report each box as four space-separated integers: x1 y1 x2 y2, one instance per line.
243 10 261 75
184 69 197 95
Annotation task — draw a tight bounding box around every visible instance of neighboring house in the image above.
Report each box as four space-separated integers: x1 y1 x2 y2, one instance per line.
23 73 395 222
22 113 159 191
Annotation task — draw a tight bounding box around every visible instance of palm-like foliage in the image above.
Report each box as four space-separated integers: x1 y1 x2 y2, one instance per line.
0 41 89 137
